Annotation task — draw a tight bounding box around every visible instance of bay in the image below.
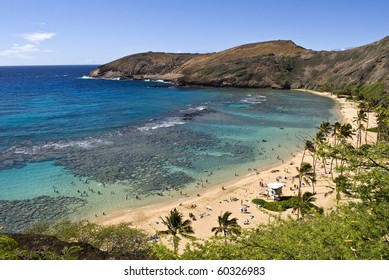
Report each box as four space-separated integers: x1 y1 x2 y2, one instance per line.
0 65 339 232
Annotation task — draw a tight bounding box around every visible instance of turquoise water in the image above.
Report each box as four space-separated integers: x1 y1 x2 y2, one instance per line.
0 66 339 231
0 161 73 200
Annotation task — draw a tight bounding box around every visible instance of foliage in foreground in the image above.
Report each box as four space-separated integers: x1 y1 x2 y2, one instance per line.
176 201 389 260
0 234 83 260
22 221 154 259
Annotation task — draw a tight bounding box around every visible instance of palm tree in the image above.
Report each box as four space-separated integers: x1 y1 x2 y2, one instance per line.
332 122 342 145
318 121 332 140
159 208 194 254
358 102 371 145
330 124 355 175
293 162 316 218
339 123 355 142
316 121 332 174
315 141 331 175
291 192 321 219
301 140 315 165
211 211 241 242
353 109 367 147
325 175 351 208
375 104 389 143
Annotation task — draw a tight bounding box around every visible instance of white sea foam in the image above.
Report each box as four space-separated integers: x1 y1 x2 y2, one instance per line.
137 118 186 131
12 146 40 155
80 76 120 81
183 106 207 113
42 139 112 149
240 95 267 104
193 106 207 111
155 79 173 84
81 75 95 79
143 79 173 84
11 139 112 154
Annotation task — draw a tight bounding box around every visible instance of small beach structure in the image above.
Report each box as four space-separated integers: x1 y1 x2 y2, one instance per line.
266 182 285 200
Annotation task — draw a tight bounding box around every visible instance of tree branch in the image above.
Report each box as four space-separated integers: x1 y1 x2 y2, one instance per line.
367 157 389 171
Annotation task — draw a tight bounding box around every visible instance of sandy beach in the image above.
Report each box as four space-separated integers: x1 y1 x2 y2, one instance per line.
95 90 377 247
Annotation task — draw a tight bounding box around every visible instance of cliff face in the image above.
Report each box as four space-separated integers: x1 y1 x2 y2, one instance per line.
89 37 389 90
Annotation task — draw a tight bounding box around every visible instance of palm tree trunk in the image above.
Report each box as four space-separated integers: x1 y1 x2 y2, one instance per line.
173 235 179 254
312 154 317 194
330 157 335 180
322 157 328 174
297 176 302 219
365 111 369 145
300 150 306 166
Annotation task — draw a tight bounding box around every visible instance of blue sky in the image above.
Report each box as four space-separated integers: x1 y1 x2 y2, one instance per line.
0 0 388 66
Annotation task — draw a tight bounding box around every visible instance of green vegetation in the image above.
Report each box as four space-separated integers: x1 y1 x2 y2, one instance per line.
252 196 293 212
367 127 378 132
211 211 242 242
0 235 20 260
0 234 83 260
158 208 195 255
17 221 154 260
180 202 389 260
290 191 323 218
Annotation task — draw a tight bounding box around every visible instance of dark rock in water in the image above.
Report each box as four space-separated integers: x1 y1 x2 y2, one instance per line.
180 108 216 121
0 196 87 233
148 84 172 88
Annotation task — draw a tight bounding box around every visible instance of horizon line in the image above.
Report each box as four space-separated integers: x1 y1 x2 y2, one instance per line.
0 64 100 67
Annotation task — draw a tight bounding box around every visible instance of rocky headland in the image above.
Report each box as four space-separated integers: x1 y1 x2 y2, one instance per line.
89 37 389 90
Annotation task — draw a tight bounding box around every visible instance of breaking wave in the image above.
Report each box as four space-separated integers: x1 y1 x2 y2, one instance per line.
137 106 212 131
137 118 186 131
80 75 121 81
240 95 267 104
10 139 112 155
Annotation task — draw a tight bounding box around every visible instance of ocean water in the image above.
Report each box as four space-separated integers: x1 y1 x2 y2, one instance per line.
0 65 339 231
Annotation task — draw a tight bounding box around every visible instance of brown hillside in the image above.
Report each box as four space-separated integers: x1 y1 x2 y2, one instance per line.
89 37 389 90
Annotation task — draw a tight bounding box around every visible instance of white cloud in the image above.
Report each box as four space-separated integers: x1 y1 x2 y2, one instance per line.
0 44 39 59
21 32 56 43
0 31 56 60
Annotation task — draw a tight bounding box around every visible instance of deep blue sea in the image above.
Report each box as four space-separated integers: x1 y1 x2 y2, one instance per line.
0 65 339 231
